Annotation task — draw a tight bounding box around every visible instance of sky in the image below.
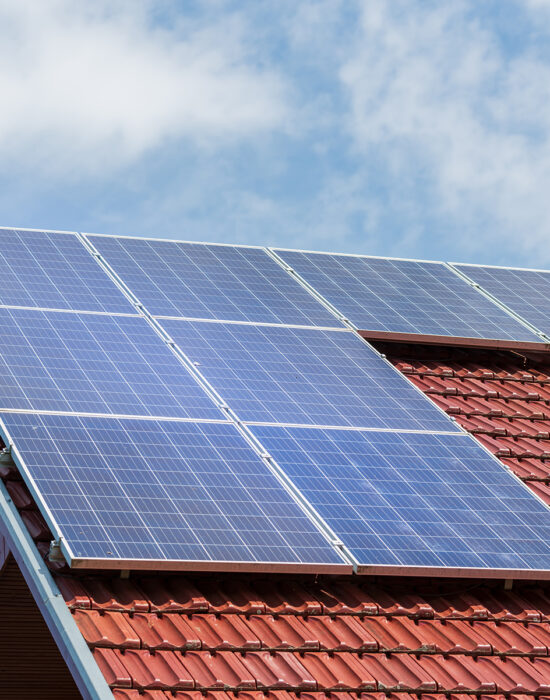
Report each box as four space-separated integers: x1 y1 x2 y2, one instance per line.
1 0 550 266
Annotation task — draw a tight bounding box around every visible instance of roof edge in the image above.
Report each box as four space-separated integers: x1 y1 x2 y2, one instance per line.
0 480 113 700
360 330 550 352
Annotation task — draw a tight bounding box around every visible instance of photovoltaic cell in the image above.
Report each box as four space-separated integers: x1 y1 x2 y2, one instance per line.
161 319 458 432
88 235 342 326
0 412 345 567
251 425 550 572
453 264 550 338
0 229 135 313
0 308 222 419
274 249 540 342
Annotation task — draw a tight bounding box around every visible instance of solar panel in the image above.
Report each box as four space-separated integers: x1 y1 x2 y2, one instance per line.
251 425 550 574
0 228 135 313
160 319 459 432
0 412 347 570
0 307 222 420
273 249 541 342
87 235 341 326
452 264 550 338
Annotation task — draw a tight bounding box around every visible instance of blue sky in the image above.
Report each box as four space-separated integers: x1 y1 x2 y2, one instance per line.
2 0 550 266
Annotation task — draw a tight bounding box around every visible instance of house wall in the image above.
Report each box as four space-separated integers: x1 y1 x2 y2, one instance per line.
0 534 7 570
0 555 82 699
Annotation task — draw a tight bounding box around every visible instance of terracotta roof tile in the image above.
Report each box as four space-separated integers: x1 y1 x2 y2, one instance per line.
178 650 256 689
126 611 201 651
245 614 320 650
118 649 195 690
73 609 140 649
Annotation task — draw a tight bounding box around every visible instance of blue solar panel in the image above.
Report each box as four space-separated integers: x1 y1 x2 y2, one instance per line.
0 229 135 313
0 413 346 568
161 319 459 432
274 249 541 342
87 235 341 326
251 425 550 572
0 308 222 419
453 264 550 338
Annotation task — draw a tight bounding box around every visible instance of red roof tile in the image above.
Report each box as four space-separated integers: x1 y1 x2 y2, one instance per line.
61 572 550 693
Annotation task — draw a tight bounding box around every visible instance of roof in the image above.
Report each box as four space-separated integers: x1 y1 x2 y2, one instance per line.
3 343 550 697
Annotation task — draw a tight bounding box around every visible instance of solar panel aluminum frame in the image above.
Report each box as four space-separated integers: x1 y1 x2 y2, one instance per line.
0 413 351 575
269 247 550 352
449 261 550 342
83 230 273 250
0 225 78 236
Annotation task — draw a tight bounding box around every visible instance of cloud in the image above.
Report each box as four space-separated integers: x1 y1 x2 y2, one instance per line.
4 0 550 267
338 0 550 261
0 0 289 173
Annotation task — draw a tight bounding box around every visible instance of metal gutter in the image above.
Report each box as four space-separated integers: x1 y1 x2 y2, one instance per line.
0 479 113 700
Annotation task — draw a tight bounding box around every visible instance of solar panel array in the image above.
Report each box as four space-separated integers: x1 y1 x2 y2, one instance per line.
453 264 550 339
0 229 349 570
251 426 550 571
1 227 550 578
273 249 541 342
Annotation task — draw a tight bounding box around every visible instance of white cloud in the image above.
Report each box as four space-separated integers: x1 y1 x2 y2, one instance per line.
0 0 289 173
339 0 550 260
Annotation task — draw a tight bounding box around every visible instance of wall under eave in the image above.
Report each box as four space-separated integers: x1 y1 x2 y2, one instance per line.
0 534 7 570
0 555 82 699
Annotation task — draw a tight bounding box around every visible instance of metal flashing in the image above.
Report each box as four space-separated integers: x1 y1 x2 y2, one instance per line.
359 329 550 352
